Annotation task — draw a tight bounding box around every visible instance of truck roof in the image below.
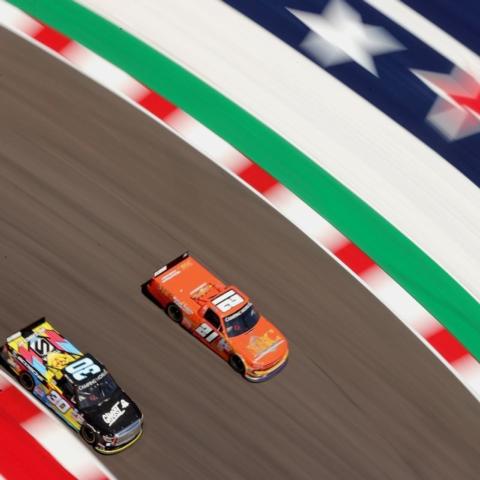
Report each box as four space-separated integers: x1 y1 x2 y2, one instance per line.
7 318 84 383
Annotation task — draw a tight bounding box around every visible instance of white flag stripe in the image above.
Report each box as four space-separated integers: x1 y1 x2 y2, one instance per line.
364 0 480 74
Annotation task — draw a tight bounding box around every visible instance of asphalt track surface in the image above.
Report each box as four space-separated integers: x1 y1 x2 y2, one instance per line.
2 27 480 480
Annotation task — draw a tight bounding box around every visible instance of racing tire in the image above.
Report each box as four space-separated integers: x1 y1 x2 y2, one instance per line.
18 372 35 392
166 303 183 323
80 424 98 446
228 355 246 376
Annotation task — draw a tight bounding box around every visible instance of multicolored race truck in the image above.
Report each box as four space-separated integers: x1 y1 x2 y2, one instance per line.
0 318 143 454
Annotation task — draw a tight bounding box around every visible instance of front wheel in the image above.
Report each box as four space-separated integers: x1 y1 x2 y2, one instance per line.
228 355 245 376
80 424 98 446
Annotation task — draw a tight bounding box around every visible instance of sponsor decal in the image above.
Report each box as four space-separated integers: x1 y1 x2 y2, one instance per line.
173 297 193 315
190 282 212 299
225 303 251 322
161 269 181 283
17 356 44 383
34 384 48 401
247 329 284 360
102 399 130 427
76 369 108 391
30 337 55 357
217 338 232 353
47 352 75 370
195 323 219 343
71 409 84 423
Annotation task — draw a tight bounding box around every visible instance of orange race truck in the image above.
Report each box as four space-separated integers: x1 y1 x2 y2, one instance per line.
143 252 289 382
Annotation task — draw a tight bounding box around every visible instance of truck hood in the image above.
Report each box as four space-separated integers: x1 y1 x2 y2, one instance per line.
83 389 142 436
228 316 288 369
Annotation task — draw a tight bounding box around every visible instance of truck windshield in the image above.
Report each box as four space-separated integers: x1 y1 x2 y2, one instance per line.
76 372 119 409
224 303 260 337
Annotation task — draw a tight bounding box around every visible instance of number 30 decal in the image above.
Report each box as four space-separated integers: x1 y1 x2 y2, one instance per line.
47 390 70 413
195 323 219 343
65 357 101 381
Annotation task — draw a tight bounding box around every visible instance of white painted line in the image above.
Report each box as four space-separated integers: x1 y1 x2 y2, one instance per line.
0 1 41 35
166 109 251 170
61 42 148 99
362 268 440 336
0 369 116 479
22 413 106 480
0 372 11 390
266 185 348 249
454 356 480 397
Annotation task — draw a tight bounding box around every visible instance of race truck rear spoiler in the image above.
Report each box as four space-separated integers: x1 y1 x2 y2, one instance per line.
153 251 190 277
5 317 47 345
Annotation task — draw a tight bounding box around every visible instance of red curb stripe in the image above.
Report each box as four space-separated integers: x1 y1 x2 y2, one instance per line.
0 384 41 424
333 241 376 276
0 414 76 480
237 163 279 194
426 327 470 364
138 90 177 119
32 24 72 53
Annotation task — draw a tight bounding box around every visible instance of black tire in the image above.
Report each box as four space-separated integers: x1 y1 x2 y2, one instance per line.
19 372 35 392
228 355 245 376
166 303 182 323
80 423 98 446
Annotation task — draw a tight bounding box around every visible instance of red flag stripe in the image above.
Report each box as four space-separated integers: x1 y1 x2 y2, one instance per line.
32 25 72 53
237 163 279 194
333 241 376 276
450 93 480 115
426 327 470 364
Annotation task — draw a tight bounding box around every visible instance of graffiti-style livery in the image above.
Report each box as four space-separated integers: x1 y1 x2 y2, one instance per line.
1 319 143 454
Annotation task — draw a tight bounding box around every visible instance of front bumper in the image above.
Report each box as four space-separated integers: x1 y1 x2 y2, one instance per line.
95 419 143 455
95 429 143 455
245 352 289 383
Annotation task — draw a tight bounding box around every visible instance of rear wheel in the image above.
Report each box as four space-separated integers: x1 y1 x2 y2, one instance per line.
80 424 98 446
228 355 246 376
166 303 182 323
19 372 34 392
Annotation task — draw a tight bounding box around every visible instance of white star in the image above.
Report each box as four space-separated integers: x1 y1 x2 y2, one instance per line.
288 0 404 76
412 67 480 140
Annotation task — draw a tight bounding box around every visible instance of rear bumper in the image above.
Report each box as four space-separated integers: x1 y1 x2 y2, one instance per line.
245 352 289 383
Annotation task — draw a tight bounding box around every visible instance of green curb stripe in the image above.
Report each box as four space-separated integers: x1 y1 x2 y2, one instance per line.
9 0 480 358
